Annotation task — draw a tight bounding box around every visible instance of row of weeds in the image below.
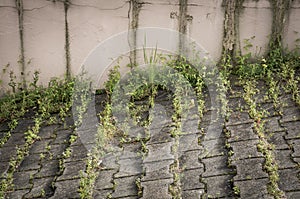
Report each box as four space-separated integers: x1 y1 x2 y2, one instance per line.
0 71 75 197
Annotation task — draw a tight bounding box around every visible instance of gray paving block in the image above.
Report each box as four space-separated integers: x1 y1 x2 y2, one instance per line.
181 168 205 190
179 150 203 170
94 169 116 190
144 142 174 163
227 111 253 126
232 158 268 181
24 177 54 198
141 178 173 199
50 179 80 199
115 157 143 178
227 123 258 143
56 160 85 181
182 189 204 199
202 175 233 198
111 176 139 198
230 139 263 160
281 121 300 139
202 156 232 177
142 159 173 181
234 178 272 199
13 170 36 190
278 168 300 191
280 107 300 123
275 150 297 169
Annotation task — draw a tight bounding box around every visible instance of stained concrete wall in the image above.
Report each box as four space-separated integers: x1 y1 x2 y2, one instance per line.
0 0 300 92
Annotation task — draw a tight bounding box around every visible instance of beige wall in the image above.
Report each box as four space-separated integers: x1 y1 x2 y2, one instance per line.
0 0 300 93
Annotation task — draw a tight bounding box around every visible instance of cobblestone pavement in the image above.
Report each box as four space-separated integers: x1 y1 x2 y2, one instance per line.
0 79 300 198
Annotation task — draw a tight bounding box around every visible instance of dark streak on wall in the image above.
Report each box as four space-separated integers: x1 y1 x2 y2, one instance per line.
64 0 71 78
128 0 142 67
269 0 291 54
178 0 188 54
16 0 26 88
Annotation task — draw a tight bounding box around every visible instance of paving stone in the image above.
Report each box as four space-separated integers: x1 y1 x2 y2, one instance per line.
111 176 139 198
227 111 253 126
24 177 54 198
141 178 173 199
142 160 173 181
275 150 297 169
259 103 278 117
228 97 246 111
0 122 9 132
234 178 272 199
281 121 300 139
101 153 119 170
182 189 204 199
49 143 68 159
202 156 232 177
143 142 174 163
227 124 258 143
65 144 88 162
93 189 112 199
286 191 300 199
4 132 25 147
120 142 142 159
280 107 300 123
30 139 51 154
278 168 300 191
39 125 59 139
179 150 203 170
0 162 9 176
181 118 201 134
6 189 30 199
201 137 227 158
53 129 72 144
288 139 300 158
0 145 17 162
148 125 174 144
201 121 225 140
267 131 289 150
115 157 143 178
12 119 34 133
19 153 41 171
202 175 233 198
264 116 285 132
56 160 85 181
94 169 116 190
230 139 263 160
232 158 268 181
35 160 59 178
13 170 36 190
50 179 80 199
182 168 205 190
278 94 295 108
179 134 202 152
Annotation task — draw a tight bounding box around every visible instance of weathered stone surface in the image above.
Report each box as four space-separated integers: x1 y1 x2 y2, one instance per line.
50 179 80 199
288 139 300 158
0 161 9 176
148 126 174 144
30 139 51 154
179 150 203 170
144 142 174 163
278 168 300 191
286 191 300 199
280 107 300 123
6 189 30 199
182 189 204 199
227 124 258 142
56 161 85 181
230 139 263 160
13 170 36 190
24 177 54 198
202 156 231 177
53 129 72 144
4 132 25 147
179 134 202 152
111 176 139 198
115 157 143 177
19 153 41 171
281 121 300 139
141 178 173 199
275 150 297 169
234 178 272 199
227 111 253 126
0 145 17 162
181 168 205 190
201 138 227 158
233 158 268 181
267 131 289 150
202 175 233 198
94 169 116 190
120 142 142 159
65 144 88 162
38 125 59 139
93 189 112 199
34 160 59 178
142 160 173 181
263 116 285 132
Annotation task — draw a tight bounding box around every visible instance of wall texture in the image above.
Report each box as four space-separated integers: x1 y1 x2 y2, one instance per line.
0 0 300 92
